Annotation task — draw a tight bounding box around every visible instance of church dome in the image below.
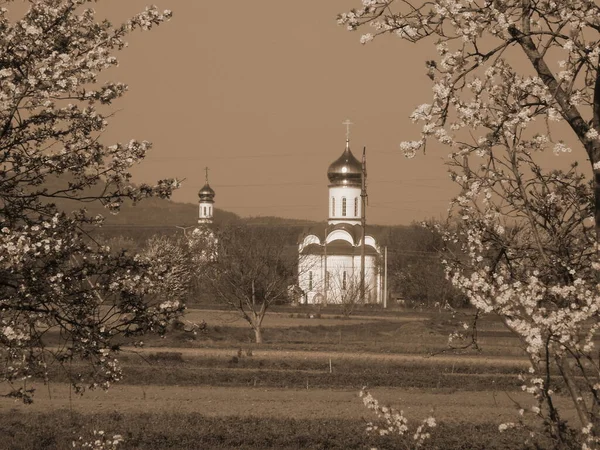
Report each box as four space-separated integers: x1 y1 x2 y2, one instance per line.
198 183 215 202
327 141 362 186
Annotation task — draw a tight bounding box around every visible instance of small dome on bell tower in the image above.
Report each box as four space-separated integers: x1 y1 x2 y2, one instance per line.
198 183 215 203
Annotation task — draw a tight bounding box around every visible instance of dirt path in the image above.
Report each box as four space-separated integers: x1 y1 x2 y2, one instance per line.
126 346 530 368
184 309 429 328
0 383 576 425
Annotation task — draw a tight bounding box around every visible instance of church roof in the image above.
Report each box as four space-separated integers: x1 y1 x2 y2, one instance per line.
299 223 379 243
301 240 379 256
327 140 362 187
298 223 380 255
198 183 215 202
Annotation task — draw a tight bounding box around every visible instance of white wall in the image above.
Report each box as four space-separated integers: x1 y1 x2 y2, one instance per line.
298 254 324 304
298 253 380 304
328 186 361 225
198 201 213 222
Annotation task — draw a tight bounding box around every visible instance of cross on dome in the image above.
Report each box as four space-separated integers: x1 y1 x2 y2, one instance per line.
342 119 353 141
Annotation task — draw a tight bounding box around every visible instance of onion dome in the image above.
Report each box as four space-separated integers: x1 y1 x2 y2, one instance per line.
327 140 362 186
198 183 215 203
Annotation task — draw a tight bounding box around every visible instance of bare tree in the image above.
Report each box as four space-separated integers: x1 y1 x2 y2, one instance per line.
328 271 364 317
202 224 298 344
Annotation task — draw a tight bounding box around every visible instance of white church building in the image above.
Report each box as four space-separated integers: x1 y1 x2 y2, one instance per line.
297 132 382 305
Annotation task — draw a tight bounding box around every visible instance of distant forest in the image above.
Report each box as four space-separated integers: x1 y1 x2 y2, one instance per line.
48 177 464 308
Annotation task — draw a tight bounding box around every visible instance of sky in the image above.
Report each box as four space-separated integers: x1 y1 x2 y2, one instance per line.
74 0 584 225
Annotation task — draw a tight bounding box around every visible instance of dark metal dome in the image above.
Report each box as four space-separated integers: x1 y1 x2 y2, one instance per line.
327 141 362 186
198 183 215 202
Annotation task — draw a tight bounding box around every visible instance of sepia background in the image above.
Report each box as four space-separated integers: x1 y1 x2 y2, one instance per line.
61 0 584 225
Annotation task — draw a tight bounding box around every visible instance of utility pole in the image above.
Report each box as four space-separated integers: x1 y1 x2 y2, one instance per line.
323 226 328 304
360 146 367 304
384 246 388 309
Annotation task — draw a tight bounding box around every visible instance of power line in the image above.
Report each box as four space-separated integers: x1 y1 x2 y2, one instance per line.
370 199 450 205
175 179 447 189
198 182 321 188
161 200 446 211
143 149 418 161
144 152 322 160
224 205 321 210
370 205 446 214
395 250 441 255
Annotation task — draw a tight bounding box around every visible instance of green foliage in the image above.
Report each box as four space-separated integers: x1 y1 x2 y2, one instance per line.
145 352 184 364
107 359 525 391
0 411 562 450
379 223 467 308
36 314 539 391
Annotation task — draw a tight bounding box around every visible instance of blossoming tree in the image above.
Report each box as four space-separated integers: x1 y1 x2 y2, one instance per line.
340 0 600 447
0 0 181 402
360 387 436 449
141 229 218 305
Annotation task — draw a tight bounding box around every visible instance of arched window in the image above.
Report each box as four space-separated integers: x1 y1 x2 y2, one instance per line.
342 271 347 290
354 197 359 216
203 206 207 216
308 271 313 290
342 197 347 216
209 206 212 215
331 197 335 216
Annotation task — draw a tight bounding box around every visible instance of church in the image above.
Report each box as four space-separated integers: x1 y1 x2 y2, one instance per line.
297 130 382 305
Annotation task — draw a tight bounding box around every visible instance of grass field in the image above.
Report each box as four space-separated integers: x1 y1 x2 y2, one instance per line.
0 308 583 449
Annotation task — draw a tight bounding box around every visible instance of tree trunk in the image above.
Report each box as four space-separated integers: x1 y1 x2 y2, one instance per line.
556 355 591 430
253 326 263 344
596 172 600 246
510 24 600 246
592 63 600 246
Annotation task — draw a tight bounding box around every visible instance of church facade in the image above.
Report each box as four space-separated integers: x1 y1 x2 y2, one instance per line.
297 135 382 305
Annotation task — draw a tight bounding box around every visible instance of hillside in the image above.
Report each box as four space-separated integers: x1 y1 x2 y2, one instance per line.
243 216 320 227
39 175 239 228
97 197 239 228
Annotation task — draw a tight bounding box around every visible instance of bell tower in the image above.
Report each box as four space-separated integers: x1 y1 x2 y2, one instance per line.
198 167 215 224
